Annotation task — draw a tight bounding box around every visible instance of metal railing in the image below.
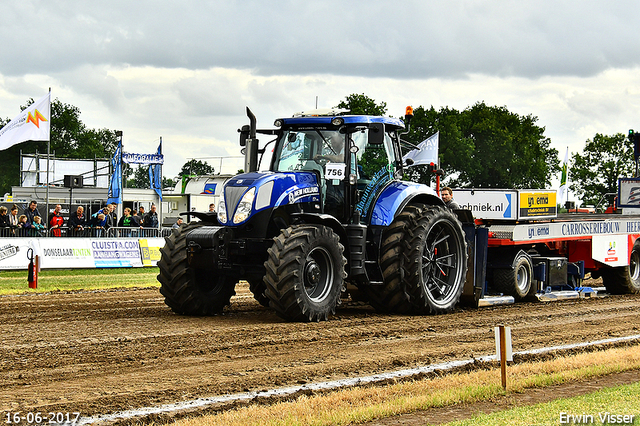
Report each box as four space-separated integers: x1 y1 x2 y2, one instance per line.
0 226 170 239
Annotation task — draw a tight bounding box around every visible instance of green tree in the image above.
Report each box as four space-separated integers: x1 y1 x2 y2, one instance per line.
404 102 558 189
0 98 119 195
335 94 387 116
569 133 634 206
179 159 214 177
126 165 151 189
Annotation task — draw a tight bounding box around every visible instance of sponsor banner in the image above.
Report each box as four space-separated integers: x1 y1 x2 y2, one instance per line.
91 240 143 268
139 238 165 267
0 238 163 270
592 234 628 267
38 239 95 269
518 190 557 219
454 190 517 220
0 238 38 270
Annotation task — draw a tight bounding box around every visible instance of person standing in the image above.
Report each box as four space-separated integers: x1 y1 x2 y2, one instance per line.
0 206 10 236
441 187 460 209
68 206 87 236
48 204 65 237
9 205 19 228
142 204 159 229
24 201 41 225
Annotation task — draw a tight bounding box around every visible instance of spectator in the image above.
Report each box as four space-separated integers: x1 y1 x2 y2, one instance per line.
441 187 460 209
48 204 64 237
142 204 159 229
138 206 146 225
68 206 87 236
209 203 215 212
9 205 19 228
109 202 118 226
33 216 46 236
118 208 134 227
0 206 10 235
130 209 142 227
89 212 106 237
172 217 183 229
24 200 41 225
17 214 33 236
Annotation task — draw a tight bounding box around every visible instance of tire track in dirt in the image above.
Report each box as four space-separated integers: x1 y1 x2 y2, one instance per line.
1 285 639 418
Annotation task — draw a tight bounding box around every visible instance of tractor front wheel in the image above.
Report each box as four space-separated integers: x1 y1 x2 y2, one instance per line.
158 222 236 315
264 225 346 322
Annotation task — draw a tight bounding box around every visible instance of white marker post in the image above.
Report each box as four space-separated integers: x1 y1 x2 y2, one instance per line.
494 325 513 390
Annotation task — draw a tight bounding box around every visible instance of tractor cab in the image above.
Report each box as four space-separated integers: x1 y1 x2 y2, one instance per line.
244 108 407 223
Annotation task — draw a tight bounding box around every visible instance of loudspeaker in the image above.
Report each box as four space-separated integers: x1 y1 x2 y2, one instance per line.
64 175 83 188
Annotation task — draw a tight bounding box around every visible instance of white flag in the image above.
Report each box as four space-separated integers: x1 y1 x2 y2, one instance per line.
558 146 569 205
403 131 439 167
0 92 51 151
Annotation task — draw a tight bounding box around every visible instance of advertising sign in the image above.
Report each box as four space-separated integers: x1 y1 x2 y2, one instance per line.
453 189 517 220
0 238 36 270
518 190 557 219
618 178 640 208
38 238 95 269
591 234 628 267
139 238 164 267
91 240 143 268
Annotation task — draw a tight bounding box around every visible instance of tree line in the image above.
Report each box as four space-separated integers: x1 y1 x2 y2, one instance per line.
0 94 632 205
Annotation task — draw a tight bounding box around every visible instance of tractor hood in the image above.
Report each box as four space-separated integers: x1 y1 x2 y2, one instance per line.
217 171 321 226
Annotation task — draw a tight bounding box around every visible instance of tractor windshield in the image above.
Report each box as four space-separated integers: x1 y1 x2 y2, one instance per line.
273 129 345 172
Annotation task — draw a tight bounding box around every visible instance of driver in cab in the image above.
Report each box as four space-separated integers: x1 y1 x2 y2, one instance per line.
314 133 344 163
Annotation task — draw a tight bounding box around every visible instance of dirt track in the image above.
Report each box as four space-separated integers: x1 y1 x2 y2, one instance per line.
1 283 640 421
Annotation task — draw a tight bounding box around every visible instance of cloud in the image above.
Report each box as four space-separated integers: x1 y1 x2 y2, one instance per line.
4 1 640 80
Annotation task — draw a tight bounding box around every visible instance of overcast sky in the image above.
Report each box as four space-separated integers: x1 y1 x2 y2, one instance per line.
2 1 640 184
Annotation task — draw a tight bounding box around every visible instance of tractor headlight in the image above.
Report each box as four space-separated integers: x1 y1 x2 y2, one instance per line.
217 198 227 223
233 187 256 224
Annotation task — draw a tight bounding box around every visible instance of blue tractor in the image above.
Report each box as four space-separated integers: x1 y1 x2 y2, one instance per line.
158 107 470 321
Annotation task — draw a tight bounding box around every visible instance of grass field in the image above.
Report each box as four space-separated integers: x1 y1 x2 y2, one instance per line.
0 267 160 294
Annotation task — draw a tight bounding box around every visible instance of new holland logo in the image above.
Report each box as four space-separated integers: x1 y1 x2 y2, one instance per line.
26 109 47 128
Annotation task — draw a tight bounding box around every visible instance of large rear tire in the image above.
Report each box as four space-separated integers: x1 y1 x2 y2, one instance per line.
158 223 236 315
263 225 347 322
403 206 468 314
362 205 426 313
602 243 640 294
493 252 534 301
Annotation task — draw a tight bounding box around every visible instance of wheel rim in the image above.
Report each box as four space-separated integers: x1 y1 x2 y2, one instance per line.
630 249 640 281
303 246 334 303
421 218 464 306
516 263 530 293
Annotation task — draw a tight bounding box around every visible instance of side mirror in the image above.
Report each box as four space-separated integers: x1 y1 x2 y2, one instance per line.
239 125 250 147
368 123 385 145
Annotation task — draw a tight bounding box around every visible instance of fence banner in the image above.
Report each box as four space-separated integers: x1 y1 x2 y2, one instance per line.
90 240 143 268
0 237 161 270
139 238 165 267
0 238 37 270
39 238 95 269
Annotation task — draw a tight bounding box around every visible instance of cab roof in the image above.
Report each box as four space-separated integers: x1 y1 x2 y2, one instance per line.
277 109 405 129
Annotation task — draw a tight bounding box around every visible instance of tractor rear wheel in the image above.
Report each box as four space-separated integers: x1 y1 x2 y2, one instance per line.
403 206 467 314
363 205 426 313
158 222 236 315
264 225 346 322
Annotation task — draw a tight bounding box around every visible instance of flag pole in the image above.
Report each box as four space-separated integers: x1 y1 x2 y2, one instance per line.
45 88 51 222
159 136 163 228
